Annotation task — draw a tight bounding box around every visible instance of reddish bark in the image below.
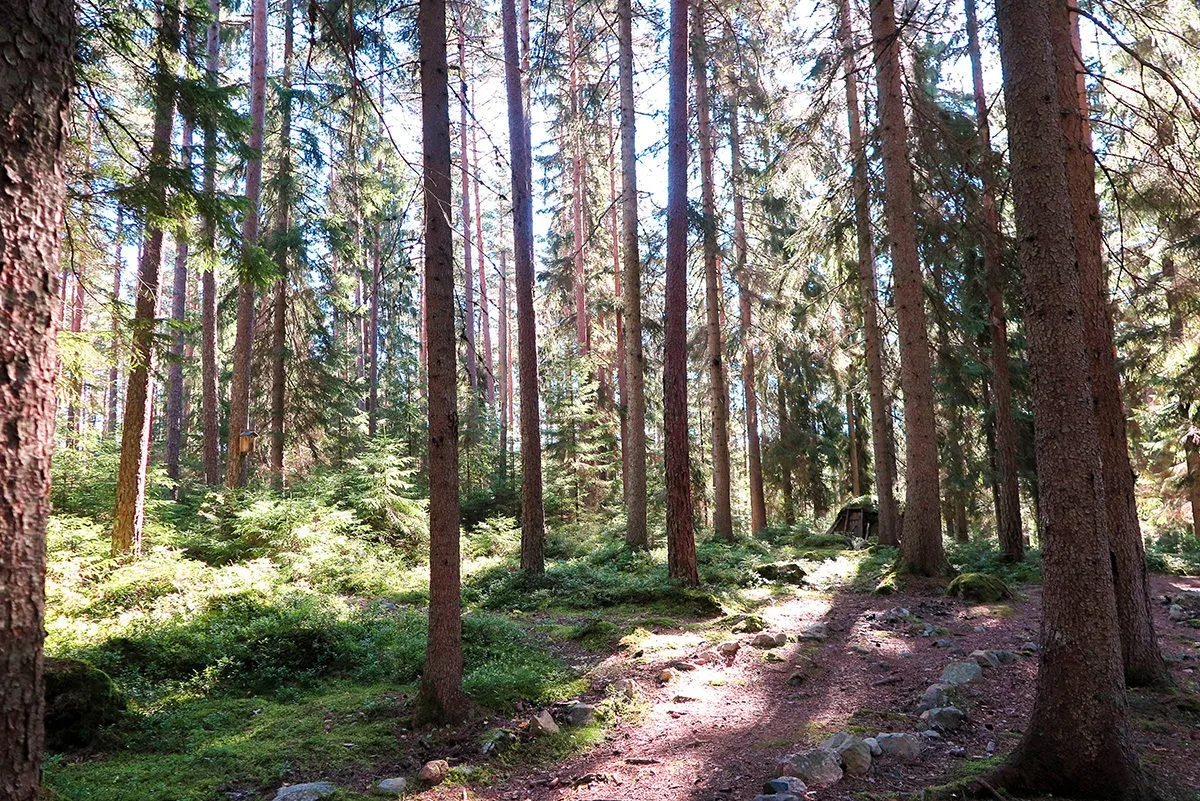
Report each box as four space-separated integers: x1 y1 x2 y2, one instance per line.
270 0 294 481
458 26 478 398
200 0 221 484
0 2 71 794
165 119 193 488
471 117 496 411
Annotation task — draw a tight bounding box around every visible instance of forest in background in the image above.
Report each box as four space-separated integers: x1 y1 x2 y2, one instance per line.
4 0 1200 798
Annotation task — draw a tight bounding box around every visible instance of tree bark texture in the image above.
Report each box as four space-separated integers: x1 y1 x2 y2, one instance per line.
502 0 546 572
618 0 649 550
270 0 294 483
107 207 123 437
458 26 478 399
1047 0 1167 688
0 1 71 794
200 0 221 484
869 0 946 573
990 0 1146 793
417 0 468 724
113 0 180 555
165 118 193 489
471 119 496 412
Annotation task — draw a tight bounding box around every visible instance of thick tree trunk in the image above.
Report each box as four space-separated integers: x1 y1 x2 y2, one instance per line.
458 27 478 399
988 0 1147 793
692 4 733 542
730 102 767 535
471 119 496 411
1048 0 1167 688
224 0 266 489
165 118 193 490
0 2 71 794
270 0 294 484
417 0 468 724
965 0 1023 561
200 0 221 484
107 207 123 437
664 0 698 584
502 0 546 572
618 0 649 550
839 0 899 546
869 0 946 574
113 0 180 555
608 109 629 499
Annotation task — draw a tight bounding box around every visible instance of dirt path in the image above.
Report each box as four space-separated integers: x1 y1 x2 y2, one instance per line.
427 575 1200 801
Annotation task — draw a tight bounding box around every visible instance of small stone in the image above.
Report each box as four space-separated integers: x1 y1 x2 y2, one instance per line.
419 760 451 785
922 729 942 739
480 728 517 756
883 607 911 623
753 795 799 801
717 640 740 656
863 737 882 756
608 678 639 699
761 777 808 795
933 638 953 648
947 573 1010 602
989 649 1020 665
565 702 595 727
940 661 984 685
1169 604 1188 621
752 631 788 649
1021 642 1039 652
798 622 829 641
528 711 559 736
776 748 844 787
375 777 408 796
920 706 966 732
973 625 987 633
836 739 872 776
787 670 806 686
970 649 1002 668
986 740 996 753
875 732 922 762
732 614 767 633
849 644 871 655
916 683 950 713
948 746 967 757
659 667 680 683
272 783 337 801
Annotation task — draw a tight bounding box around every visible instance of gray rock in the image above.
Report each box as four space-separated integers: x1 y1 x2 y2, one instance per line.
776 748 844 787
940 661 984 685
418 760 450 784
753 795 799 801
752 631 788 648
608 678 639 699
882 607 911 623
933 638 953 648
761 777 808 795
837 739 872 776
375 777 408 796
921 706 966 732
1021 641 1039 652
565 702 595 727
970 649 1002 668
989 650 1020 665
875 732 923 762
528 710 559 736
798 622 829 641
973 625 986 633
916 683 950 713
717 640 741 656
863 737 882 756
921 730 942 739
1169 604 1188 621
272 782 337 801
480 728 517 756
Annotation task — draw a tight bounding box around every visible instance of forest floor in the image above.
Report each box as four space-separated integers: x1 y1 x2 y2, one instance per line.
413 574 1200 801
41 505 1200 801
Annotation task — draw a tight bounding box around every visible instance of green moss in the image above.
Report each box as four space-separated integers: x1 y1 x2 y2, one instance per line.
44 657 127 751
946 573 1010 603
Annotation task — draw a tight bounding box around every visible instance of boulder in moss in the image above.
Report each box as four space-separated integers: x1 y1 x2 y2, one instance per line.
44 657 126 751
946 573 1010 603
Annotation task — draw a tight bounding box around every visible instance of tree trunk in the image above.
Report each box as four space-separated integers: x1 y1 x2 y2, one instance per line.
691 4 733 542
1187 429 1200 543
107 207 123 438
617 0 648 550
778 372 795 526
368 227 380 434
1048 0 1167 688
565 0 588 356
840 0 899 546
965 0 1023 561
0 2 71 793
498 250 509 475
113 0 180 555
458 26 478 399
608 108 629 500
869 0 946 574
200 0 221 485
502 0 546 572
663 0 698 584
987 0 1147 793
270 0 294 484
165 118 192 490
471 117 496 412
416 0 468 724
224 0 267 489
730 101 767 535
847 392 861 497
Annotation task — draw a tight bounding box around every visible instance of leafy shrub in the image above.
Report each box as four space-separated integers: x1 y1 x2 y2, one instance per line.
51 435 173 521
946 538 1042 585
465 515 521 559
